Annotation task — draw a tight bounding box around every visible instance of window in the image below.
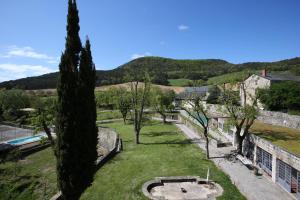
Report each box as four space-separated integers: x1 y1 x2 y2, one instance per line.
278 160 285 180
257 147 272 174
218 122 223 130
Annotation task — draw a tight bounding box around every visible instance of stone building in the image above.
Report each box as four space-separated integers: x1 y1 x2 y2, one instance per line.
240 69 300 109
216 117 300 199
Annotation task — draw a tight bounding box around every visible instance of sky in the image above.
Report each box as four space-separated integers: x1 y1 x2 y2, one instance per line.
0 0 299 82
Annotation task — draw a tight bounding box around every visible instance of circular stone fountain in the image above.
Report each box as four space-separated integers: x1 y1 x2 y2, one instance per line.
142 176 223 200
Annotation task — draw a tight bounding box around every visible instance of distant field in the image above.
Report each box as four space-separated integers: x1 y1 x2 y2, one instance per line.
25 82 185 95
251 121 300 156
95 82 185 94
168 71 257 87
207 70 257 85
168 79 191 87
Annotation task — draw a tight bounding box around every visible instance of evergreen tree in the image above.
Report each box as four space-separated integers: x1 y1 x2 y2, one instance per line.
56 0 83 199
77 38 98 189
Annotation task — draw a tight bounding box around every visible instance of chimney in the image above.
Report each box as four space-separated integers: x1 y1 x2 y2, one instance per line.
261 69 267 77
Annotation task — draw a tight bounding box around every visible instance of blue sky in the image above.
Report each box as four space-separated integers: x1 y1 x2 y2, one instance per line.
0 0 299 82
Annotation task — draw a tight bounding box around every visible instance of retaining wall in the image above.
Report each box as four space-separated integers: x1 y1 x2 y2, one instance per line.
258 110 300 130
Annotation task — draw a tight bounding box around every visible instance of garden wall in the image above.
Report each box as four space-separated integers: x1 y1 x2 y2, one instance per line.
257 110 300 130
203 104 300 130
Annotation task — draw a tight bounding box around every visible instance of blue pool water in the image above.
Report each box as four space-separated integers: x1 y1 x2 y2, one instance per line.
7 135 45 145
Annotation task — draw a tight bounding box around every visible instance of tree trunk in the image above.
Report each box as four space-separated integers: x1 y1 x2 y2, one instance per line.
235 133 243 155
205 136 209 159
162 114 166 123
42 120 57 156
135 128 140 144
204 129 209 159
234 128 244 155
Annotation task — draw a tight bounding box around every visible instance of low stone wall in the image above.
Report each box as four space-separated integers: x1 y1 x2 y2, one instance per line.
178 114 204 139
96 127 121 167
258 110 300 129
205 104 300 129
98 127 118 153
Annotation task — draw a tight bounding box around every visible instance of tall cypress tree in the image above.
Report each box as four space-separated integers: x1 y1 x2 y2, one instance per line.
56 0 83 199
77 38 98 190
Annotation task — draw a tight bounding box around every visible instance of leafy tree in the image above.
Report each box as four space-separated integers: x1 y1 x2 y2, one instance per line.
95 89 118 109
258 81 300 112
151 87 175 123
0 89 30 121
220 84 258 155
128 71 151 144
31 97 57 150
115 88 131 124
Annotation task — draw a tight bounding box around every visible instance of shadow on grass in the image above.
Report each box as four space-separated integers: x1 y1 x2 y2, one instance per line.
140 138 193 146
145 131 177 137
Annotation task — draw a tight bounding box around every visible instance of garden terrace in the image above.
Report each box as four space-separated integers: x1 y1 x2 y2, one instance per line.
250 121 300 156
81 121 245 200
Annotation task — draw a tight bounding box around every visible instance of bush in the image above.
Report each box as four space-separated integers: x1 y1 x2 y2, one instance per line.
258 81 300 112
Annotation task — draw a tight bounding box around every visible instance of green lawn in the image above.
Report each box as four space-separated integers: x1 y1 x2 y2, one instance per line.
251 121 300 156
81 121 245 200
97 109 123 121
168 79 191 87
0 147 57 200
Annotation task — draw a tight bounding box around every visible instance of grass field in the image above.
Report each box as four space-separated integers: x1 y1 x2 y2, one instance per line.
97 109 123 121
0 148 57 200
251 121 300 156
81 121 245 200
1 120 246 199
168 79 191 87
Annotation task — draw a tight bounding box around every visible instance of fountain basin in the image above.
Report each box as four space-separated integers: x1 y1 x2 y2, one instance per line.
142 176 223 200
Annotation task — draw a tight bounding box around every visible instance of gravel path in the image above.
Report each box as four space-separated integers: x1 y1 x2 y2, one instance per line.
175 122 295 200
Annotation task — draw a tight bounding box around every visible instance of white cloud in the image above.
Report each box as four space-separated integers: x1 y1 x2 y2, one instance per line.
178 24 189 31
160 41 166 45
0 63 55 82
2 46 58 64
131 52 152 60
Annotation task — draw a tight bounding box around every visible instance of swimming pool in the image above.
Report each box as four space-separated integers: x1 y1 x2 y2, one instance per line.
6 134 46 146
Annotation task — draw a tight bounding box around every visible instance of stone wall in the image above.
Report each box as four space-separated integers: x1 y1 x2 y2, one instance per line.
258 110 300 130
203 104 300 130
98 127 118 153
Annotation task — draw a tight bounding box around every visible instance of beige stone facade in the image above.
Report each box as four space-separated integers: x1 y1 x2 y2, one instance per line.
240 74 271 109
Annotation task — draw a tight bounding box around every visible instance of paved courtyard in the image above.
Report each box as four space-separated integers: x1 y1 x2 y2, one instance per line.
0 125 33 142
175 122 295 200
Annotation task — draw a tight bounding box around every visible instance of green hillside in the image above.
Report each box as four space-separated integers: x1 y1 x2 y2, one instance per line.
0 56 299 90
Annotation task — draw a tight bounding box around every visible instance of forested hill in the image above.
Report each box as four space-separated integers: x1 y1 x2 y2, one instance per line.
1 56 299 90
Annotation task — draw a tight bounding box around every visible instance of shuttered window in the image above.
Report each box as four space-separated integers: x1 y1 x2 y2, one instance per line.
256 147 272 175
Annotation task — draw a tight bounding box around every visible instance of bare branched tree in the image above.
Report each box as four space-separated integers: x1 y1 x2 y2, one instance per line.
220 83 258 155
180 92 210 159
128 72 151 144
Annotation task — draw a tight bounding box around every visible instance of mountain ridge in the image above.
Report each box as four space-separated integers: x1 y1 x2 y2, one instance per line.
0 56 299 90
